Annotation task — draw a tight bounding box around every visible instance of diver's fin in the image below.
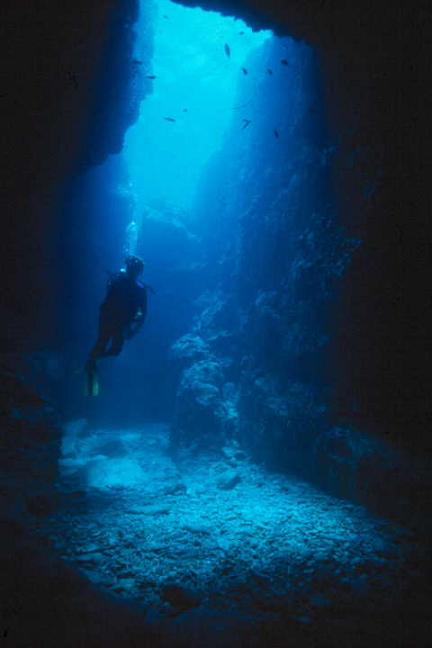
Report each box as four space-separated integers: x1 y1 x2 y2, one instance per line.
85 360 100 397
92 373 100 396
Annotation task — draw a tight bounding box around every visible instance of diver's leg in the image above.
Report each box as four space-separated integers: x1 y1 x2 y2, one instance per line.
85 333 108 396
107 330 125 356
91 339 112 359
90 316 113 360
85 322 109 394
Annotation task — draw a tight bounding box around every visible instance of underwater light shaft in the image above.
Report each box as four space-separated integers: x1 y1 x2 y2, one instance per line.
123 0 272 212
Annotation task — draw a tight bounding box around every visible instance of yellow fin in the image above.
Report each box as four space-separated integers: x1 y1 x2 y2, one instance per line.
85 363 100 397
92 374 100 397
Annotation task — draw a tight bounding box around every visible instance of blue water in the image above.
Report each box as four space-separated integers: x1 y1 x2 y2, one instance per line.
73 0 276 423
123 0 271 215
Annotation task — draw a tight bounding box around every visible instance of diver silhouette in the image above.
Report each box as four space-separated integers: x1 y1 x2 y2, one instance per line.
85 255 147 396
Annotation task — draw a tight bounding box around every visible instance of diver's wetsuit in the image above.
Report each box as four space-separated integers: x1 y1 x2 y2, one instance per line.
90 271 147 359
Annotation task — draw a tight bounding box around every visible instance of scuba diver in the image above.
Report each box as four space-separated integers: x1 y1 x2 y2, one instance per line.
85 255 147 396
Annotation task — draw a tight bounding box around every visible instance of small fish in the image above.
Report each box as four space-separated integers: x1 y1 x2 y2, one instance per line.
242 119 251 129
267 68 273 75
132 59 143 65
281 59 289 66
182 108 188 112
163 14 169 19
164 117 176 122
242 67 248 75
146 75 157 80
238 31 245 35
224 43 231 58
273 128 280 138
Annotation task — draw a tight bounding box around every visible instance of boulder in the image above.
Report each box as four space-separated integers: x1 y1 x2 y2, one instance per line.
217 472 242 491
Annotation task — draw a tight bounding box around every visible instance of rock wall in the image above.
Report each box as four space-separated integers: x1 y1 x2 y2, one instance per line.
169 28 431 523
0 358 61 526
174 1 432 450
0 0 143 351
170 37 360 463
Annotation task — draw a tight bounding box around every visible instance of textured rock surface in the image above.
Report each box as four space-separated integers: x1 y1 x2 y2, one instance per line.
169 37 357 468
30 423 430 647
177 0 432 445
167 34 431 525
0 360 61 524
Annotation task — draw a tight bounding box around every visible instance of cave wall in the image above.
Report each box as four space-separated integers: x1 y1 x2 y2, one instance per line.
175 0 432 450
0 0 141 352
167 21 431 519
170 36 360 461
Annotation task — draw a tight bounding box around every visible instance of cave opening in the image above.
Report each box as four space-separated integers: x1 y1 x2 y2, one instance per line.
72 0 321 431
124 0 272 214
53 0 372 616
48 0 415 626
57 0 331 502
